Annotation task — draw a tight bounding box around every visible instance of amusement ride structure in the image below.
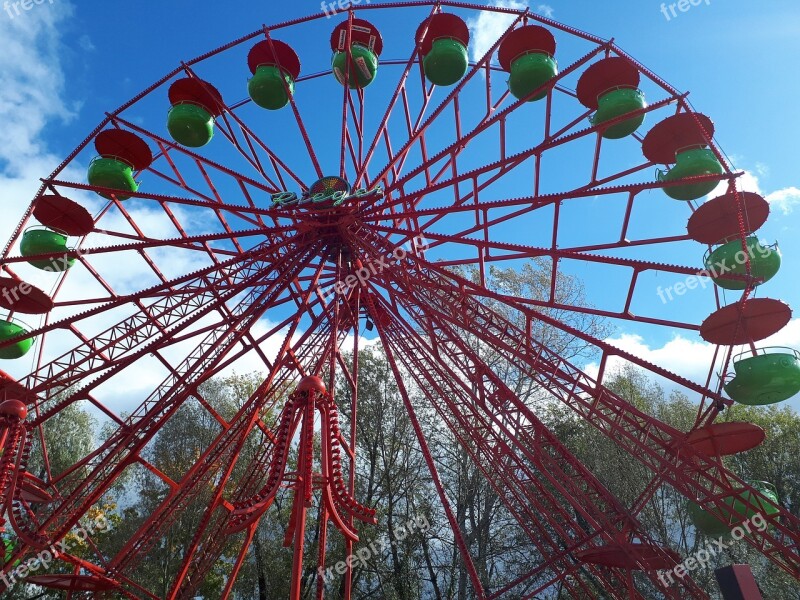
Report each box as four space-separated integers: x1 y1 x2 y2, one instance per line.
0 2 798 598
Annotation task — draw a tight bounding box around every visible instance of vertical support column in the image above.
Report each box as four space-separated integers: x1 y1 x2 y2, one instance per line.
289 391 316 600
0 400 28 532
343 301 360 599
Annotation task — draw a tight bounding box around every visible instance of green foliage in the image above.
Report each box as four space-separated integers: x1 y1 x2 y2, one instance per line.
27 401 96 480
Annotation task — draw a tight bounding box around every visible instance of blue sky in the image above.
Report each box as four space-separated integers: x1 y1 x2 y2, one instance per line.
1 0 799 411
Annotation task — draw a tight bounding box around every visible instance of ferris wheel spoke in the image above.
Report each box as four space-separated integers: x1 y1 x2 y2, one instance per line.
371 284 709 597
212 91 315 191
104 266 337 578
376 334 597 596
97 115 310 257
373 258 800 580
17 237 306 408
371 43 612 213
36 253 318 493
165 328 348 598
362 95 694 227
109 114 293 197
374 325 487 595
337 13 358 178
350 3 441 188
14 243 323 549
364 170 724 255
114 106 310 201
1 227 295 290
368 301 652 597
365 225 707 330
379 324 612 598
363 10 529 197
44 179 288 231
114 374 285 583
416 255 722 402
248 30 328 182
356 178 655 226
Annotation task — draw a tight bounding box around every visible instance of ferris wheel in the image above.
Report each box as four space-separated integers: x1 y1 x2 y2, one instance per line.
0 2 798 598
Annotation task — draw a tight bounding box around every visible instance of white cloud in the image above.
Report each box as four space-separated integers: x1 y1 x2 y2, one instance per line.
708 167 800 216
466 2 556 72
0 3 229 421
467 0 529 64
0 2 75 246
765 187 800 215
78 34 95 52
754 162 770 177
708 168 761 199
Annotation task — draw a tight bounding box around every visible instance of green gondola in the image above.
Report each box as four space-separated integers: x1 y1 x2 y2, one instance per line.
248 65 295 110
658 148 723 201
688 481 780 536
705 237 780 290
333 45 378 89
20 228 75 271
423 38 469 86
87 157 139 200
167 103 215 147
725 349 800 405
590 88 647 139
508 52 557 102
0 320 34 360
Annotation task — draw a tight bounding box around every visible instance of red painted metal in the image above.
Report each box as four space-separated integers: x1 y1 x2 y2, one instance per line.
374 298 703 597
247 39 302 79
0 400 27 420
0 371 28 401
167 77 225 116
498 25 557 70
416 13 470 54
296 374 327 393
0 3 792 598
25 574 119 591
700 298 792 345
642 112 716 163
32 195 94 236
374 256 800 582
0 398 27 536
0 277 54 314
331 18 384 55
94 129 154 170
19 472 54 504
684 422 766 457
577 543 682 570
577 56 641 109
688 191 770 244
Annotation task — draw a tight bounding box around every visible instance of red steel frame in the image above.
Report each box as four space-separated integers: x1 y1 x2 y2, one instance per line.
0 2 794 598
